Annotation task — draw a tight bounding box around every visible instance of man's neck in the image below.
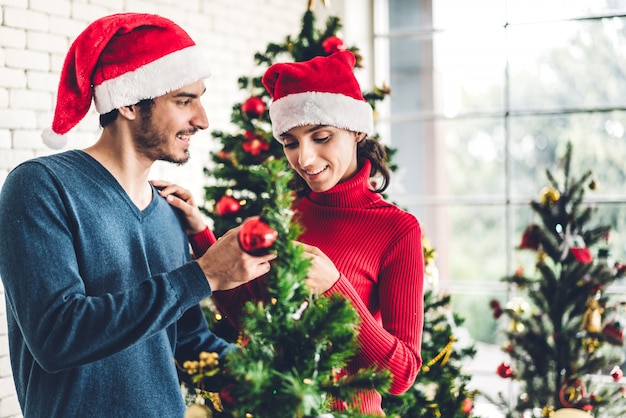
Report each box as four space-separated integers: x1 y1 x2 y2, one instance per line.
84 132 154 210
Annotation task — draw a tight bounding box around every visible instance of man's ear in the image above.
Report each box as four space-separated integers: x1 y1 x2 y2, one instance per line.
117 105 137 120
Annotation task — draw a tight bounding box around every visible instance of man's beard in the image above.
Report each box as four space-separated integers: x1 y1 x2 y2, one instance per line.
135 111 192 165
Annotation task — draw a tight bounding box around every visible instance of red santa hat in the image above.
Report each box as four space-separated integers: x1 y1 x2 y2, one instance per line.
42 12 210 149
261 50 373 142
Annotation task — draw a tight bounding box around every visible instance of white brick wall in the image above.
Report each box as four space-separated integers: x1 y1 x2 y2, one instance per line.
0 1 345 416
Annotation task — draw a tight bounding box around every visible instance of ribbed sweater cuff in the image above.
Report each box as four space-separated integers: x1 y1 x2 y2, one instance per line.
167 261 212 310
189 226 216 258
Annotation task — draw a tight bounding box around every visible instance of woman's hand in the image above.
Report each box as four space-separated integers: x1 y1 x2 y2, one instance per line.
297 241 340 294
150 180 206 235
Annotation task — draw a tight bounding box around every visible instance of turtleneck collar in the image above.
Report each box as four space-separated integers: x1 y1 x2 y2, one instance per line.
305 159 383 208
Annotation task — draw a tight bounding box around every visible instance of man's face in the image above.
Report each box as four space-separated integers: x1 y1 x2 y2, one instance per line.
132 80 208 165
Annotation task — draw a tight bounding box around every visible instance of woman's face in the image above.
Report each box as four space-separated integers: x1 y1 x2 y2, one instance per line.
280 125 363 193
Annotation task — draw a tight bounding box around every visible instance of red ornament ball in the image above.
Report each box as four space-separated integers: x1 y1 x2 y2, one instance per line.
238 216 278 256
322 35 345 54
461 397 473 414
241 96 266 119
215 195 240 216
611 365 623 382
496 362 515 379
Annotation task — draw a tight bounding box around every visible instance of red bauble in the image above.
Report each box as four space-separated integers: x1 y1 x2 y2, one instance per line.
242 130 270 156
215 195 240 216
489 299 503 319
322 35 345 54
461 397 473 414
611 365 624 382
238 216 278 256
496 362 515 378
241 96 266 119
518 224 541 250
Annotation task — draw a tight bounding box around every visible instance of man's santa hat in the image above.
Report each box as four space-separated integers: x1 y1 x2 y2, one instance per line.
42 13 210 149
261 50 373 142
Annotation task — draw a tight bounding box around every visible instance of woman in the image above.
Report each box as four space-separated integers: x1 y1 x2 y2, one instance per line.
155 50 424 415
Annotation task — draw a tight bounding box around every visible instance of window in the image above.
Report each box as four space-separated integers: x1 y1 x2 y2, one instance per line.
374 0 626 412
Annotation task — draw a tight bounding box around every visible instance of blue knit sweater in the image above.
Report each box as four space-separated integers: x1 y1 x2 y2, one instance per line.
0 150 232 417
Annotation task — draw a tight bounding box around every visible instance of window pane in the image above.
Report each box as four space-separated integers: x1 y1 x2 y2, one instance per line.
433 28 506 116
508 17 626 111
506 0 626 23
509 112 626 197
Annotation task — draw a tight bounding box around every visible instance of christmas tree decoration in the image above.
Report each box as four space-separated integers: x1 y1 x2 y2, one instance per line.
321 35 345 53
240 96 266 119
539 185 561 206
237 215 278 256
497 362 515 379
518 224 542 250
488 142 626 417
582 295 603 334
214 195 241 216
610 366 623 382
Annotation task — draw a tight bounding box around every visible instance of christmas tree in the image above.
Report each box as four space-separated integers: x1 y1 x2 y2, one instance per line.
489 142 626 417
182 158 390 418
382 237 480 418
200 3 390 238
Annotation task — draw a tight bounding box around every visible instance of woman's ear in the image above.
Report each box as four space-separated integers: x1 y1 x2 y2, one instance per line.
356 132 367 142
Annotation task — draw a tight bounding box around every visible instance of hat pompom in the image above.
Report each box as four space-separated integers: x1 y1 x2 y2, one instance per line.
42 127 68 150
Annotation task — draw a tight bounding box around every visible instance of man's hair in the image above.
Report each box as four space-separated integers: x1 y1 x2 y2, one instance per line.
99 99 155 128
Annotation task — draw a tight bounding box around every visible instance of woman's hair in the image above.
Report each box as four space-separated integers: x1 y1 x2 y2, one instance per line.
292 135 390 196
99 99 155 128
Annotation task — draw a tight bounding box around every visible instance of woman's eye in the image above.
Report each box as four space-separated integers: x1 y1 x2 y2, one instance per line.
313 136 330 143
283 141 297 149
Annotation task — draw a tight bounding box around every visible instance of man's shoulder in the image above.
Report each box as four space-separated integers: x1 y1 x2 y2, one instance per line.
10 150 91 179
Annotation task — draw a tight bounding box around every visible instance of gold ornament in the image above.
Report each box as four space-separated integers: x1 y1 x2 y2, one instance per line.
540 186 561 206
185 403 212 418
307 0 329 10
422 336 455 372
506 297 529 333
582 295 603 334
542 405 555 417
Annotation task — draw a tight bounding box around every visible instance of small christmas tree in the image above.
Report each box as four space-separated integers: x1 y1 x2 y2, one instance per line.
182 159 390 418
489 142 626 417
383 237 480 418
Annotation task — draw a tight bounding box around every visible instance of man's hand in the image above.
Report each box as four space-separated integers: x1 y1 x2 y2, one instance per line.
197 228 277 291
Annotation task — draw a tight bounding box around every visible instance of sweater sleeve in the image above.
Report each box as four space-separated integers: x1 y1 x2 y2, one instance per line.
326 221 424 395
0 163 214 373
189 226 217 258
188 228 268 329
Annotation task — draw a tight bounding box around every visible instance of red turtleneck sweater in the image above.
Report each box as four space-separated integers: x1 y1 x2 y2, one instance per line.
193 160 424 415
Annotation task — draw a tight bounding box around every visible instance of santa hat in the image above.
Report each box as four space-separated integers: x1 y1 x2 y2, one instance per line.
42 13 210 149
261 50 373 142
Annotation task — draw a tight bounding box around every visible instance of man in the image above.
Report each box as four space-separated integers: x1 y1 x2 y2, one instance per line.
0 13 274 418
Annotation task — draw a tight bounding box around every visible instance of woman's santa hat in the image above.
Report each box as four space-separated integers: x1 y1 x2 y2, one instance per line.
42 13 210 149
261 50 373 142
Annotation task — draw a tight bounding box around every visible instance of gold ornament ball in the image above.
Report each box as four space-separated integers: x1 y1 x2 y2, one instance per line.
540 186 560 206
185 403 213 418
